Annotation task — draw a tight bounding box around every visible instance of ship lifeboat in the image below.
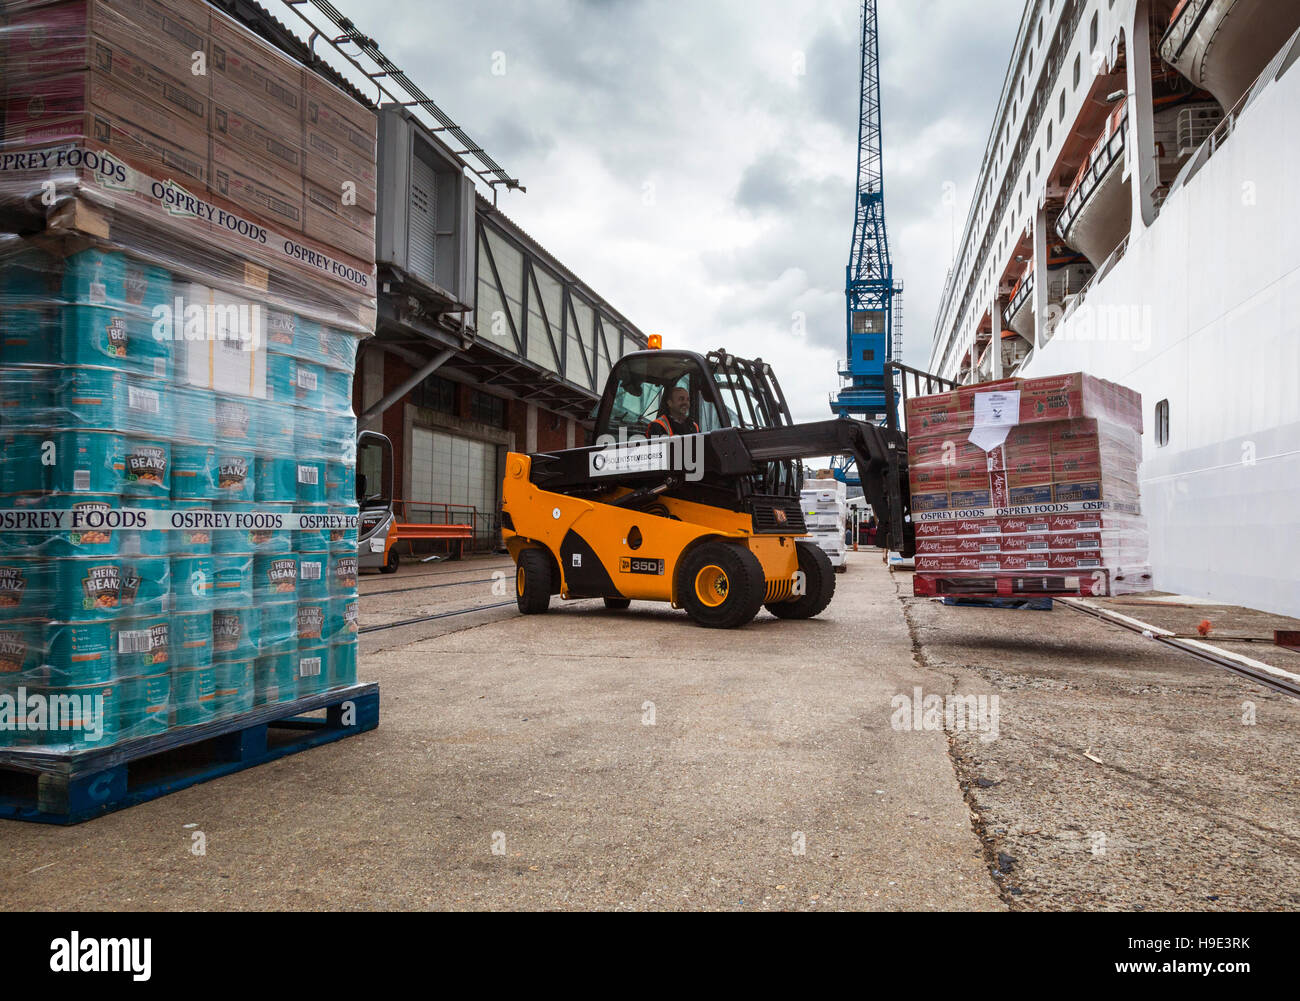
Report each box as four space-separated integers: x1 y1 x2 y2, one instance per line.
1003 264 1035 342
1056 100 1130 269
1160 0 1300 110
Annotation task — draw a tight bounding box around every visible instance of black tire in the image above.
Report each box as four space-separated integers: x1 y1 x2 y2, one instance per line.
766 541 836 620
603 597 632 610
379 548 399 574
515 549 552 614
675 540 766 629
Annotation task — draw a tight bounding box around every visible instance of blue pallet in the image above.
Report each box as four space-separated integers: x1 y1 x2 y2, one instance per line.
942 597 1054 611
0 683 379 825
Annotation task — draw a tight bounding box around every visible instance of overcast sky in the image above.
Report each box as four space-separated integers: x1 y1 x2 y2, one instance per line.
297 0 1025 424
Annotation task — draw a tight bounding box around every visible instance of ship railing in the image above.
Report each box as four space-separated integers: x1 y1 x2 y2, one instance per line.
1003 270 1034 327
1171 25 1300 197
1060 234 1131 326
1176 105 1224 158
1057 114 1129 241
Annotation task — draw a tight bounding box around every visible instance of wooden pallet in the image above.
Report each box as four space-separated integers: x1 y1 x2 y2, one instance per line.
0 683 379 825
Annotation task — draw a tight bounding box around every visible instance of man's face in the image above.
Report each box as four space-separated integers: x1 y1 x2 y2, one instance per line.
667 386 691 421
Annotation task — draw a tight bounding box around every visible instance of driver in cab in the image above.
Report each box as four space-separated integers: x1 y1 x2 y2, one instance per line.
648 386 699 437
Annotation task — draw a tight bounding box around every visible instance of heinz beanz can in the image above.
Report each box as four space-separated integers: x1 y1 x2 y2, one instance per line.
171 445 217 499
121 438 171 496
49 367 126 430
171 555 214 612
214 394 259 444
0 560 49 620
258 601 297 654
255 554 298 600
297 551 329 600
212 608 258 662
44 621 115 686
171 613 213 668
123 376 168 435
213 450 254 501
296 600 328 646
254 652 296 706
1 432 47 494
212 659 253 719
295 645 328 698
172 501 216 554
119 559 170 617
212 553 253 607
116 617 170 678
0 622 44 679
330 554 358 598
329 596 360 643
46 431 124 494
120 670 171 739
172 665 216 726
52 557 126 620
254 456 298 503
330 638 358 689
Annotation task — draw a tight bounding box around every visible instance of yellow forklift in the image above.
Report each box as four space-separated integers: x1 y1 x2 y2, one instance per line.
501 343 915 628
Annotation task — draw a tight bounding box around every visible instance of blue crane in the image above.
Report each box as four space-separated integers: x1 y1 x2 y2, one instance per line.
831 0 902 486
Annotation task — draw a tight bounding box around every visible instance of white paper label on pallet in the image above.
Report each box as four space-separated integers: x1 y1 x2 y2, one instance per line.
969 391 1021 452
297 465 319 486
299 657 322 679
301 561 323 581
88 282 106 305
296 369 319 391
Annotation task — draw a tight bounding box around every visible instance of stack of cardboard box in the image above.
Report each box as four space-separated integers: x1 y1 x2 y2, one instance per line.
905 373 1152 598
801 478 848 569
1 0 377 274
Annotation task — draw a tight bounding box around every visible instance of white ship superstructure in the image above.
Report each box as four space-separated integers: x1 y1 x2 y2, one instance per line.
927 0 1300 617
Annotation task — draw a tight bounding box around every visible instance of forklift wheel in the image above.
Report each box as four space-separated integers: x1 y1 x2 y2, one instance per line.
675 541 766 629
603 597 632 610
766 541 836 620
515 549 553 614
379 549 400 574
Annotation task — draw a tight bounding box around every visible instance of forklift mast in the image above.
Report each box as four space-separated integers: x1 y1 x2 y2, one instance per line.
526 349 916 556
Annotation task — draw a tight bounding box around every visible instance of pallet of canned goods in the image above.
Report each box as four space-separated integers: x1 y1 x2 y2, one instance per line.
0 0 377 804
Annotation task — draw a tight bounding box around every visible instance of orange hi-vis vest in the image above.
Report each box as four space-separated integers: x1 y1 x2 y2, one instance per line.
651 415 699 436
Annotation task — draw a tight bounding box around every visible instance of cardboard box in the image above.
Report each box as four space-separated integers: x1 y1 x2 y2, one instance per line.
212 100 303 176
303 196 374 264
303 177 374 238
301 69 377 196
905 373 1143 441
4 71 209 187
211 14 303 134
1 0 211 83
211 143 303 233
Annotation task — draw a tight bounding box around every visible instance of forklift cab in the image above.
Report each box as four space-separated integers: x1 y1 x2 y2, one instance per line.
594 349 795 440
356 430 396 572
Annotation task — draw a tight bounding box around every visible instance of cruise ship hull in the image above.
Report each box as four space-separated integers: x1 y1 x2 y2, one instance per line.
1022 57 1300 617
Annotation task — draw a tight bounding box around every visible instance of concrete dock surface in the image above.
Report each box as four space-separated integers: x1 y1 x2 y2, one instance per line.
3 553 1298 911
